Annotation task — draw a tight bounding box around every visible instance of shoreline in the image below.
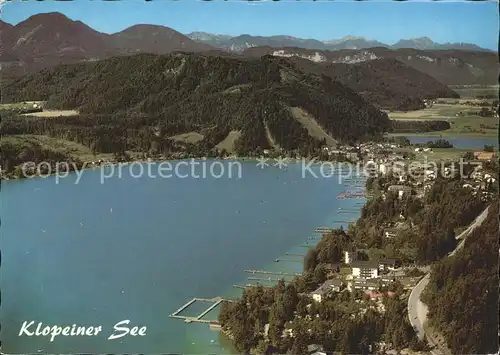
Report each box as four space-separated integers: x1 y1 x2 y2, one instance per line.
212 188 368 353
0 156 357 182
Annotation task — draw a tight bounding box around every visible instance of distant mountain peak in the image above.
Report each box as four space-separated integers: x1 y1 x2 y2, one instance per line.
411 36 433 41
22 11 73 24
342 35 364 41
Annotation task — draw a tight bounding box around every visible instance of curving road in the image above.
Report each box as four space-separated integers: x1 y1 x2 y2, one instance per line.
407 206 490 352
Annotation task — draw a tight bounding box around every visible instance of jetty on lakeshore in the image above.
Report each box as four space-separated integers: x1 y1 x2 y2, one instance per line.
285 252 306 257
170 297 230 324
314 227 334 233
278 258 303 263
298 244 314 248
245 269 302 276
233 284 271 289
248 276 291 282
337 191 369 199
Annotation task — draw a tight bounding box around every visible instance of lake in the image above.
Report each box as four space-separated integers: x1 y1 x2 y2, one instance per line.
407 136 498 149
0 160 364 354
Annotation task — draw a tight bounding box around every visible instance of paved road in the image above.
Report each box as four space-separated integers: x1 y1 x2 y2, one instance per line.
407 206 490 352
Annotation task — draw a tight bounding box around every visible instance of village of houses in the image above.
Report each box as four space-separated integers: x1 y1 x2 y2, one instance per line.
305 141 498 302
292 140 498 355
327 140 498 201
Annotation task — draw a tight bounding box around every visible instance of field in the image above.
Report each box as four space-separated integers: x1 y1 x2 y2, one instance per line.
388 103 498 137
0 101 79 117
397 147 475 163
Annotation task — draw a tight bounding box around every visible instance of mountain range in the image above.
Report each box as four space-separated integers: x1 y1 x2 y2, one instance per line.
0 12 497 86
186 32 493 53
0 12 216 78
242 46 498 85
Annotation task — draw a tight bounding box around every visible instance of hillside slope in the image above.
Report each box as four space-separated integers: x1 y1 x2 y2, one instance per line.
2 53 390 155
423 201 499 355
289 57 459 110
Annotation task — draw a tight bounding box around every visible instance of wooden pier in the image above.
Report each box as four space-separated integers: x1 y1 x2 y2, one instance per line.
285 253 306 258
314 227 334 233
233 283 278 289
245 269 302 276
234 284 264 289
248 276 290 282
170 297 229 324
278 258 303 263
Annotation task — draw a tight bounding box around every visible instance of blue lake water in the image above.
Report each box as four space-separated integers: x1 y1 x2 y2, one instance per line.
0 160 364 354
407 136 498 149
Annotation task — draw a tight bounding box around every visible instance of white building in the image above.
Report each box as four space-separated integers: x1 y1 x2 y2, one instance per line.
344 245 357 264
311 279 343 303
378 259 399 272
351 261 379 279
387 185 412 199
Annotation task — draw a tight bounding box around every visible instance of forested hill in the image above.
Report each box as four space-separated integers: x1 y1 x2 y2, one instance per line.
2 53 390 152
290 57 459 110
423 200 499 354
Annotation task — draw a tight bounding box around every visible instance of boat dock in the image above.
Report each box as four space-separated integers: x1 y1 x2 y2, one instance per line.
233 284 272 289
245 269 302 276
170 297 230 324
298 244 313 248
248 276 290 282
278 258 303 263
285 253 306 257
314 227 334 233
172 202 366 328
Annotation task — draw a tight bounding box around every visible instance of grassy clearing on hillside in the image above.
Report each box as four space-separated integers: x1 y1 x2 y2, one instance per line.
290 107 337 147
169 132 205 144
22 110 79 117
215 130 241 153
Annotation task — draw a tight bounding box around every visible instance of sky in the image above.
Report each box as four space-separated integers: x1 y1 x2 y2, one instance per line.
1 0 498 50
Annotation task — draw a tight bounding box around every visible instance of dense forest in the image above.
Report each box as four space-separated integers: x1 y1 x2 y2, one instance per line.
353 176 488 263
1 53 390 165
422 200 499 354
389 120 451 134
424 139 453 148
0 135 84 176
